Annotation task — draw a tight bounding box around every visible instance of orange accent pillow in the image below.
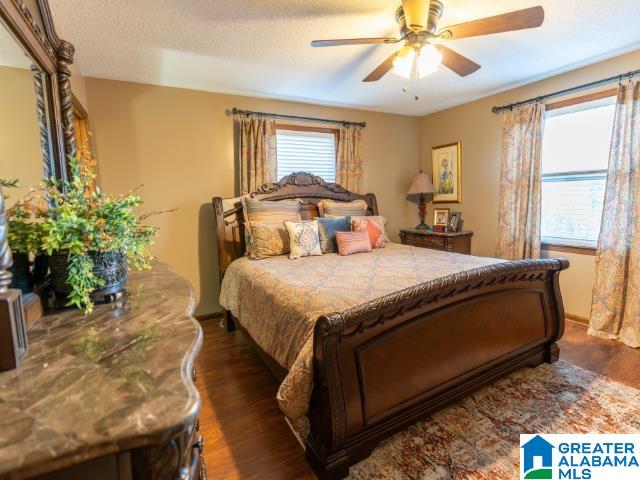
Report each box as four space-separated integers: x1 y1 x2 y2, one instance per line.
352 217 386 249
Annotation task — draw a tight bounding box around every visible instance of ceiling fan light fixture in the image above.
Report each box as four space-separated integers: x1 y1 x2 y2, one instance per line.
417 44 443 78
392 45 416 78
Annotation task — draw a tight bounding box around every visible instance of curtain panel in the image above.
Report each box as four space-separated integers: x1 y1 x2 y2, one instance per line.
589 79 640 348
495 103 545 260
336 125 363 193
238 115 277 195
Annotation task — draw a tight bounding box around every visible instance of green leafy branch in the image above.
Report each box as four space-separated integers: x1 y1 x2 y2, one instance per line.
8 155 165 313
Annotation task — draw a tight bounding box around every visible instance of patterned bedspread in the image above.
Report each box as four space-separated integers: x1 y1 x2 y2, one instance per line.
219 243 505 424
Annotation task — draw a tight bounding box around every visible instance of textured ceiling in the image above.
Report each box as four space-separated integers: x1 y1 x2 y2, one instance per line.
49 0 640 116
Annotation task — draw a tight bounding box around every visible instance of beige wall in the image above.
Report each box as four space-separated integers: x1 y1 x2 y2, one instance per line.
419 49 640 318
85 78 420 315
70 62 89 111
0 66 45 202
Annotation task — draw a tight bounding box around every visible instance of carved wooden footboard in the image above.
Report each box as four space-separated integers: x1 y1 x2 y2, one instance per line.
306 258 568 480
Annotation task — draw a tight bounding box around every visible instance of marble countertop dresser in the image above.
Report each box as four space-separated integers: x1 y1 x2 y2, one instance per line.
0 262 204 480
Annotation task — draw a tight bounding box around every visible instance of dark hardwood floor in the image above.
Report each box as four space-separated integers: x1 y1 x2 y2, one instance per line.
195 319 640 479
559 320 640 389
196 319 315 480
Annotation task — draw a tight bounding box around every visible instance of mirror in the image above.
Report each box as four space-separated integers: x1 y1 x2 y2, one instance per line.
0 19 49 204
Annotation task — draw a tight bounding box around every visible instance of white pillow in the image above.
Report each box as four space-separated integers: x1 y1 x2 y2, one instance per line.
284 220 323 260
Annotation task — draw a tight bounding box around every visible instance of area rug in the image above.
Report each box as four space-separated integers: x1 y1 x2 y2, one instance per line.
348 361 640 479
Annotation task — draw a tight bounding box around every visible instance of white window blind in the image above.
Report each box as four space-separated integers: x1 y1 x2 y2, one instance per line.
276 129 336 183
540 98 615 247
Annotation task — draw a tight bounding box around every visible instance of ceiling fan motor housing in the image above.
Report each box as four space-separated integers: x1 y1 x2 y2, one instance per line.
396 0 444 35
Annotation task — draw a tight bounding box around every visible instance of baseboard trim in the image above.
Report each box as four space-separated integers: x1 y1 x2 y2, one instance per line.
195 311 224 322
566 313 589 325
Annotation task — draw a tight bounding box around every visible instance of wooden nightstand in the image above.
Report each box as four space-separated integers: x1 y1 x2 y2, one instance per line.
400 229 473 254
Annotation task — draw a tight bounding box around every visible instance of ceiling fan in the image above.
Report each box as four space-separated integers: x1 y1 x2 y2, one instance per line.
311 1 545 82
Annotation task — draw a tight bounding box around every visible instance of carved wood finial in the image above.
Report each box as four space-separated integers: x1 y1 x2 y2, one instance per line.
0 187 13 293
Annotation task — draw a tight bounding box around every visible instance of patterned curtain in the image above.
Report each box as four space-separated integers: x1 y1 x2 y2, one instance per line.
336 125 363 193
238 115 277 195
495 103 545 260
589 79 640 348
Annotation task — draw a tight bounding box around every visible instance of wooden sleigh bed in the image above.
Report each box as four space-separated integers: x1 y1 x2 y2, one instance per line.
213 172 568 480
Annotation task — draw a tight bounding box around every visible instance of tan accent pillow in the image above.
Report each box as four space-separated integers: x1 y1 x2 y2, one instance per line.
317 199 368 218
284 220 323 260
248 221 290 260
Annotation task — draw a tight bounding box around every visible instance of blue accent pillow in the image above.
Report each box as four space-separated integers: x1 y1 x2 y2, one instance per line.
317 217 351 253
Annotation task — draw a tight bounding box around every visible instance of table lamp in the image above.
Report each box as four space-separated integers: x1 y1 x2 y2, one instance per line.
407 170 436 230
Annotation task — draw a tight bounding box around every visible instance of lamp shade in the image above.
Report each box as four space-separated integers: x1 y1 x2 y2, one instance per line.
407 170 436 195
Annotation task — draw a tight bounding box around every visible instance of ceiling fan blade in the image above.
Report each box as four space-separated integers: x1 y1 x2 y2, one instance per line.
439 6 544 40
311 37 396 47
402 0 429 32
435 45 481 77
363 51 398 82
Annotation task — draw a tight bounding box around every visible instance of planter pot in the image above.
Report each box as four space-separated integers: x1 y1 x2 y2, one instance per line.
49 251 128 306
9 252 31 294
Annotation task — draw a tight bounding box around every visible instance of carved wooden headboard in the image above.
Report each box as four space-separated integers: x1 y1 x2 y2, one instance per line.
212 172 378 279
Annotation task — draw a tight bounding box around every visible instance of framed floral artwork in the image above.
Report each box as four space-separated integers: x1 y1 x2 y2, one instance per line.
432 142 461 203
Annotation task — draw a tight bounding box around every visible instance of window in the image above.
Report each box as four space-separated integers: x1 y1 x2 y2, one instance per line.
541 96 616 249
276 127 337 183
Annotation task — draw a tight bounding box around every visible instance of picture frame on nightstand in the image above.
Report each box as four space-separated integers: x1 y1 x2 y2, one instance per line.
433 208 449 226
448 211 463 232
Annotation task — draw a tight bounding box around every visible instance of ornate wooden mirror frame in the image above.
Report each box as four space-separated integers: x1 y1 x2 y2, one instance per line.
0 0 78 181
0 0 78 335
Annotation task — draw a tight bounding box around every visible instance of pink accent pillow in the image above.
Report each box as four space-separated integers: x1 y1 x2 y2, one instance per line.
336 231 372 256
352 217 386 249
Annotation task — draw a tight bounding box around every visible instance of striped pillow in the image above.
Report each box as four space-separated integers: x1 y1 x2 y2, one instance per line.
243 197 301 225
336 231 372 256
318 199 368 218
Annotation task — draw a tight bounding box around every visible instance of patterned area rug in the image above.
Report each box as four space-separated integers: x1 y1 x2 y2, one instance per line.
349 361 640 479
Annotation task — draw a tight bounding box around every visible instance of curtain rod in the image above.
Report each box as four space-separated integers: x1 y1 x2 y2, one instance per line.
491 68 640 114
230 107 366 128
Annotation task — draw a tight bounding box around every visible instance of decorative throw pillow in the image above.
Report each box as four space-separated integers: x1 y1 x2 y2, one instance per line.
350 215 390 243
336 231 372 256
316 217 351 253
318 199 368 218
351 216 387 249
242 197 301 255
243 197 301 225
284 220 323 259
248 221 290 260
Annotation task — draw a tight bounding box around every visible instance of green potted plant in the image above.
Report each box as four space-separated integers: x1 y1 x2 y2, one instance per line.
3 178 42 293
33 155 159 313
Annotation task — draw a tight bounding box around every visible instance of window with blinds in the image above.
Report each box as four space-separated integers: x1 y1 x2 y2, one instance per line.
276 128 337 183
541 97 616 247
